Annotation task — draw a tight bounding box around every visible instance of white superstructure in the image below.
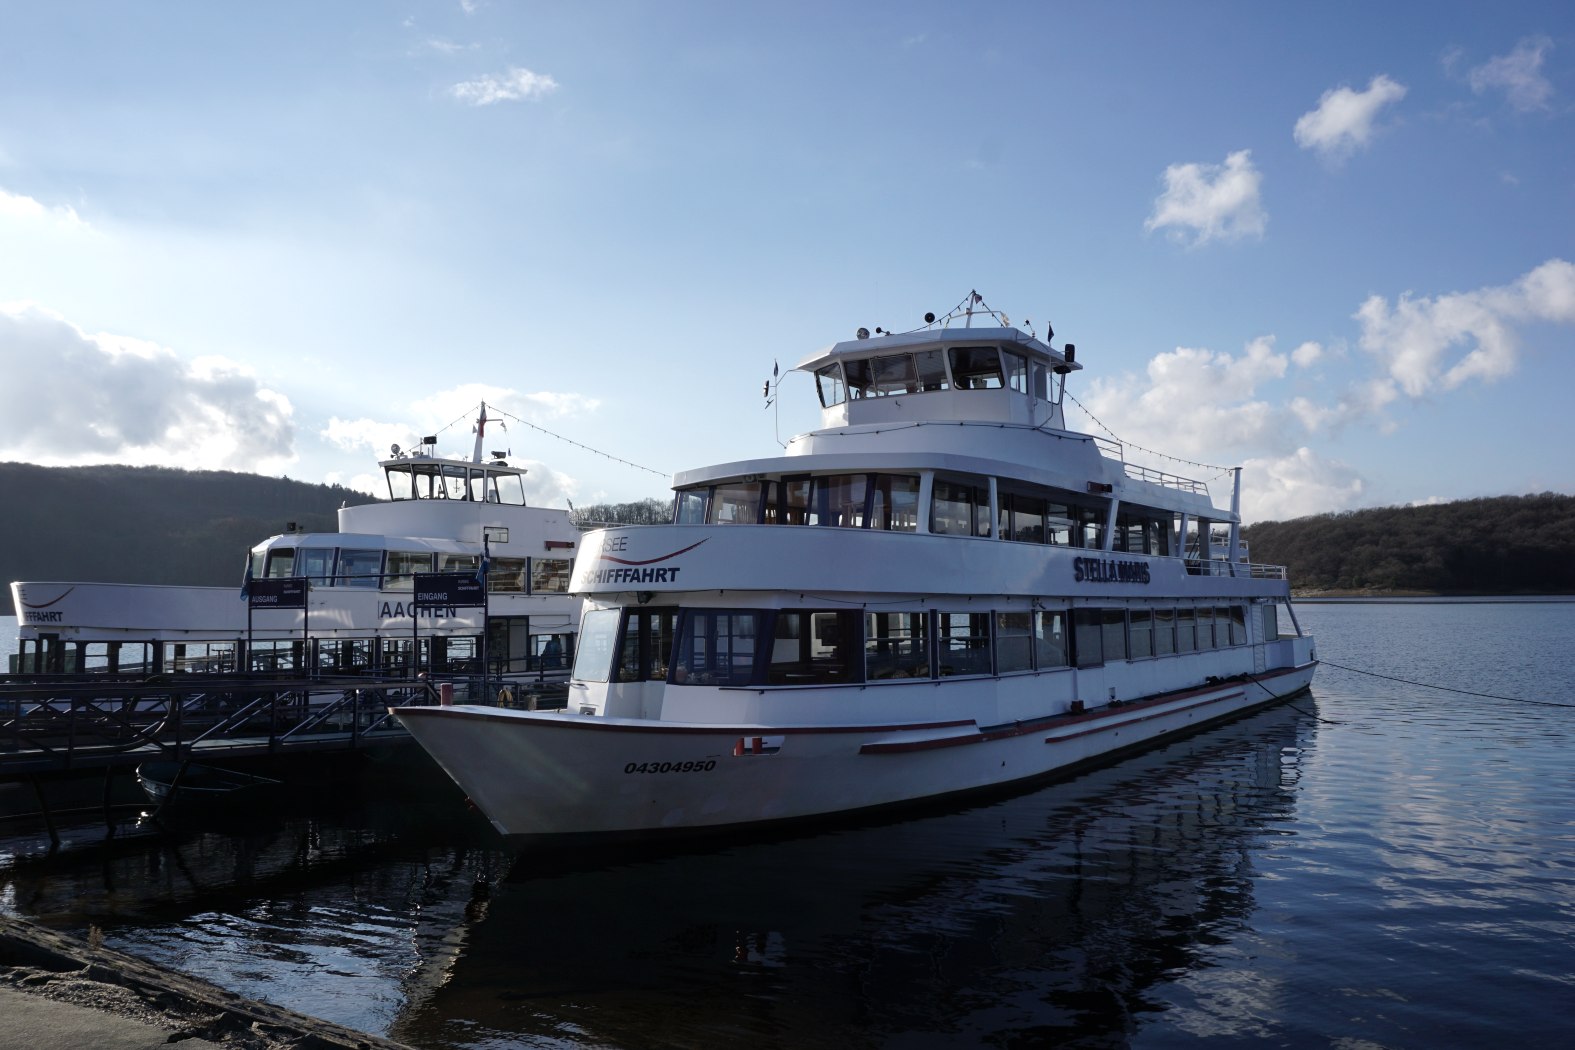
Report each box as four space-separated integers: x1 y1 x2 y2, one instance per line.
396 298 1317 840
10 405 581 681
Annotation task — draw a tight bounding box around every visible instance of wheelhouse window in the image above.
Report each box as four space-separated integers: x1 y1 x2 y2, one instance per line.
815 362 847 407
949 346 1004 389
1003 351 1028 393
937 612 992 676
672 610 762 686
995 612 1033 673
766 610 859 684
337 548 382 588
573 607 621 683
865 611 929 680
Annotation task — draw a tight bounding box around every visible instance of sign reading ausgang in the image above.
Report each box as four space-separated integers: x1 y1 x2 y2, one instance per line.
249 577 308 609
413 572 486 609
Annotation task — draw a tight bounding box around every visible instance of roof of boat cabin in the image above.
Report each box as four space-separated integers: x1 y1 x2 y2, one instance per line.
794 325 1081 373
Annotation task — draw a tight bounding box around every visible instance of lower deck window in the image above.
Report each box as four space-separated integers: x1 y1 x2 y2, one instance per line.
766 610 859 684
572 608 621 683
865 611 929 680
937 612 992 676
672 610 762 686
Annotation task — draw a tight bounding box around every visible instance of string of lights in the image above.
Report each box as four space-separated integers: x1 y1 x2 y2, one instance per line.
429 403 669 478
1062 389 1235 479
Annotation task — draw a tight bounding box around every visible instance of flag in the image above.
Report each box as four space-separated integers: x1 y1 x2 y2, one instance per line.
239 560 254 601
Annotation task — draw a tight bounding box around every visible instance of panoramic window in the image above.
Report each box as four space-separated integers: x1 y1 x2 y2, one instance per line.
264 548 296 579
298 547 334 584
873 353 918 395
931 480 990 537
672 610 762 686
864 611 930 680
573 608 621 684
818 474 868 528
766 610 859 684
1000 488 1047 543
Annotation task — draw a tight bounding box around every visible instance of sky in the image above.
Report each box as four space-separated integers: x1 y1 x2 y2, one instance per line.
1 1 1572 523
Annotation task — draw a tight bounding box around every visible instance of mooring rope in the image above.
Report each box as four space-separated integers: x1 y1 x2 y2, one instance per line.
1318 658 1575 709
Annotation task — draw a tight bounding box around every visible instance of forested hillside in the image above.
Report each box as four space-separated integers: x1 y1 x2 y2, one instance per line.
0 463 376 588
1244 492 1575 594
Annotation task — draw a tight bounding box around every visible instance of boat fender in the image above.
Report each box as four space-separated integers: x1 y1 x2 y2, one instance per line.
498 686 514 707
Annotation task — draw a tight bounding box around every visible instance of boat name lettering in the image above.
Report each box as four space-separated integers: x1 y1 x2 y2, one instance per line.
1073 557 1152 584
588 566 683 585
623 759 718 775
380 601 462 620
23 610 64 623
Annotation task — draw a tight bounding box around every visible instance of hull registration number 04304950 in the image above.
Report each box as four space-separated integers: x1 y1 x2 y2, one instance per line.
623 760 718 775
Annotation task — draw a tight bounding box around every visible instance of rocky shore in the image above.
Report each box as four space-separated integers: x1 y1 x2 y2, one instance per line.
0 916 412 1050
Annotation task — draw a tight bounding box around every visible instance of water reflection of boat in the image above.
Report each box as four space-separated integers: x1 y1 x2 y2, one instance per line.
388 699 1316 1049
136 761 282 809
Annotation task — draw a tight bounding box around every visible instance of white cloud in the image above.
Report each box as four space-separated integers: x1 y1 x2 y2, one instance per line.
323 384 602 464
0 185 91 232
448 67 559 106
1469 36 1555 112
0 302 295 471
1144 149 1266 247
1354 258 1575 397
1293 74 1407 161
1290 341 1324 368
1242 448 1367 522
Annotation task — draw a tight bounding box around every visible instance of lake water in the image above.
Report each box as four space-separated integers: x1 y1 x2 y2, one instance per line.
3 602 1573 1048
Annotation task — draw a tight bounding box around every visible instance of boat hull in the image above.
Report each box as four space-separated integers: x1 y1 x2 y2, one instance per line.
394 662 1315 840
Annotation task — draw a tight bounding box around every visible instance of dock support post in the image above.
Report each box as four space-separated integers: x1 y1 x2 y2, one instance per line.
30 776 60 849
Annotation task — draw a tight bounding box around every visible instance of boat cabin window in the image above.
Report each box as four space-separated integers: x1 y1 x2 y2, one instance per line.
995 612 1033 673
531 558 572 594
439 553 479 574
264 548 296 578
573 608 621 683
1073 609 1105 667
384 551 433 591
675 489 708 524
937 612 992 676
766 610 858 684
815 362 847 408
337 548 382 588
386 462 526 504
1003 351 1028 393
617 607 676 682
671 610 762 686
869 474 920 531
930 480 991 537
864 611 930 680
1129 609 1154 658
1261 603 1279 641
1036 609 1070 668
488 557 528 592
710 482 764 525
949 346 1004 390
299 547 334 583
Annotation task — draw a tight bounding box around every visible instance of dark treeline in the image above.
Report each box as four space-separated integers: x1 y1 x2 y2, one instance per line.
1244 492 1575 594
1 463 376 589
570 498 671 527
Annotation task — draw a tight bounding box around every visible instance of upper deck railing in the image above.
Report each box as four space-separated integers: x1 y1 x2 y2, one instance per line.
1088 434 1211 496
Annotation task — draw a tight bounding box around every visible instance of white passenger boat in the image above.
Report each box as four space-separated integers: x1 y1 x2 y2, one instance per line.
395 297 1318 841
9 405 580 683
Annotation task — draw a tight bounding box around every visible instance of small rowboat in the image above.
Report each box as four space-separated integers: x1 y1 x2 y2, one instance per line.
136 761 282 809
